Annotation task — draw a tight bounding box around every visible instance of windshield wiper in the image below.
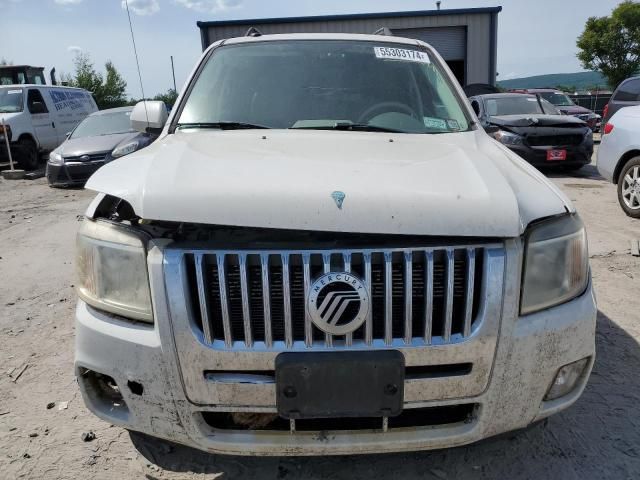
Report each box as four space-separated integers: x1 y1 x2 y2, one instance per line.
291 122 405 133
177 122 269 130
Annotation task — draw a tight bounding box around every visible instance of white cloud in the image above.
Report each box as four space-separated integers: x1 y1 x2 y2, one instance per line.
175 0 242 13
121 0 160 15
55 0 83 4
67 45 83 54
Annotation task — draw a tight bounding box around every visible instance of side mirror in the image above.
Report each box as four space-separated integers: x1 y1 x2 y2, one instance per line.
471 101 481 116
131 101 168 134
30 101 47 114
484 125 500 135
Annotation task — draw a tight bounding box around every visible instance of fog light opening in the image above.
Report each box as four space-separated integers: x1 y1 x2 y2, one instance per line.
79 368 129 414
544 358 590 401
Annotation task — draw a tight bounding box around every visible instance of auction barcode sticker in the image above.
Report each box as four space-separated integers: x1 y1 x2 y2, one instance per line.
374 47 430 64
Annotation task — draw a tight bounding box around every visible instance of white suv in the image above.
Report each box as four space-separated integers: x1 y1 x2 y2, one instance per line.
74 33 596 456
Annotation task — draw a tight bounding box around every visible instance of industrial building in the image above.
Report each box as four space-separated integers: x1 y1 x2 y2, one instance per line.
197 6 501 86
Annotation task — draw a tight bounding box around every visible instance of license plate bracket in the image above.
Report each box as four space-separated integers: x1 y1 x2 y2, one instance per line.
547 149 567 161
276 351 405 419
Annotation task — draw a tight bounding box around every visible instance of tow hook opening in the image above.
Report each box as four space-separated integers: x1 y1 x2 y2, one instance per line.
127 380 144 396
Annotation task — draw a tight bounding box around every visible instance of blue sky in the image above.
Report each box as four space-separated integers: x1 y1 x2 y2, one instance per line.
2 0 622 98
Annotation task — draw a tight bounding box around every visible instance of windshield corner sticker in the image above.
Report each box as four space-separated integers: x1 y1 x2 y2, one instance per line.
423 117 448 130
374 47 430 64
7 90 21 95
447 119 461 131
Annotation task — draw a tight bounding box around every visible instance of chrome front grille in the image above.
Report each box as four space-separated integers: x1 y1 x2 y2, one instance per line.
64 152 108 162
183 245 489 350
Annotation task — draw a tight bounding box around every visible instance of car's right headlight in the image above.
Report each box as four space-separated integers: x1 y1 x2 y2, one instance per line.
49 152 63 165
76 219 153 323
521 214 589 315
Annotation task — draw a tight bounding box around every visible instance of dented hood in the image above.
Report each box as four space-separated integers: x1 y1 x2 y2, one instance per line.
85 129 571 237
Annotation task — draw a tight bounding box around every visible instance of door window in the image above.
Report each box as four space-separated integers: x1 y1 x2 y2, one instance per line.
27 89 49 114
614 79 640 102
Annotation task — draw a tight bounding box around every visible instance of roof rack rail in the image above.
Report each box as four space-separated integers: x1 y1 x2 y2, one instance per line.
373 27 393 36
245 27 262 37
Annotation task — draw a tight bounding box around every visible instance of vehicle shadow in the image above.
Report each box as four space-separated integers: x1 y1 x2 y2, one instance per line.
130 310 640 479
540 163 604 181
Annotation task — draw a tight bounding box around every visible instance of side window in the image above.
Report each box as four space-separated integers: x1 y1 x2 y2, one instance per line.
614 79 640 102
27 89 49 114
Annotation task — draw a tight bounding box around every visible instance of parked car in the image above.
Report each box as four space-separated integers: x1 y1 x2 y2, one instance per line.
597 104 640 218
469 93 593 170
602 76 640 125
0 84 98 170
512 88 601 132
75 34 595 456
46 104 164 187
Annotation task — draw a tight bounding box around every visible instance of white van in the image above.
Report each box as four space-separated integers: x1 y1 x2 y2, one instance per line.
0 84 98 170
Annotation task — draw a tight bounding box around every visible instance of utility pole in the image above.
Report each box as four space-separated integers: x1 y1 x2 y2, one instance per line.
170 56 177 93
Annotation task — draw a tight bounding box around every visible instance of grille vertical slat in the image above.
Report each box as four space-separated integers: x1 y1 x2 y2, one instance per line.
260 254 272 348
322 253 333 347
302 253 313 347
443 249 455 342
424 251 434 345
281 254 293 348
384 251 393 346
364 252 373 345
216 254 233 347
189 245 488 350
464 249 476 338
238 254 253 347
404 251 413 345
194 253 214 344
343 252 353 347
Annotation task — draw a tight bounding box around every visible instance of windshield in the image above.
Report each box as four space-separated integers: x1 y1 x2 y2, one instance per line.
539 92 574 107
71 110 133 139
178 40 471 134
485 96 543 116
0 88 24 113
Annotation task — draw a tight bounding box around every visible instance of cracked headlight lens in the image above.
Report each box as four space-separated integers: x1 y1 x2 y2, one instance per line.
76 219 152 323
521 214 589 315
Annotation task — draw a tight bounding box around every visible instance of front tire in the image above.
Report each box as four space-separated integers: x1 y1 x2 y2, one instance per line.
17 138 39 170
617 156 640 219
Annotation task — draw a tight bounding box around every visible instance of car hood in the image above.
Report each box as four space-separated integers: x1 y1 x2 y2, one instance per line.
85 129 572 237
490 114 587 128
557 105 591 115
59 132 138 157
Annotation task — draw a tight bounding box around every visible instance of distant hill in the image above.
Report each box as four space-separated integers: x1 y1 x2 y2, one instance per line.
497 71 608 90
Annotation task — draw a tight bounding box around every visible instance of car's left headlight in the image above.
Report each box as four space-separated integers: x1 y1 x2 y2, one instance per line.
76 219 153 323
493 130 523 145
521 214 589 315
49 152 63 165
111 141 140 159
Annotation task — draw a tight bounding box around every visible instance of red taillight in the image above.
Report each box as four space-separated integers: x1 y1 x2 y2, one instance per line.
603 123 614 135
603 104 609 120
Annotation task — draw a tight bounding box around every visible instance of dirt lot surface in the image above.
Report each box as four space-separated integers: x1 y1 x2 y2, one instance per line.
1 154 639 480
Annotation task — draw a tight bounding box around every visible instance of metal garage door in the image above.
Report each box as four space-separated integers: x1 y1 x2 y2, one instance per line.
392 27 466 60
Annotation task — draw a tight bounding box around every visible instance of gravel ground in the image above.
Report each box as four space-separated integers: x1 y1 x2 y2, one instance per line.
1 154 639 479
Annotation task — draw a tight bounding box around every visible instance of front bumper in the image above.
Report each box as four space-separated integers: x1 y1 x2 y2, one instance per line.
505 142 593 168
74 240 597 456
46 160 105 187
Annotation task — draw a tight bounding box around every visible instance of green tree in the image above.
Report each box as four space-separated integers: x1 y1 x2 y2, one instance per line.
67 53 128 109
577 1 640 89
153 88 178 107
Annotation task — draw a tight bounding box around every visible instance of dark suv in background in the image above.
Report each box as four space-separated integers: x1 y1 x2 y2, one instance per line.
511 88 601 131
603 76 640 125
